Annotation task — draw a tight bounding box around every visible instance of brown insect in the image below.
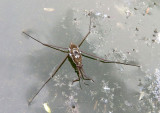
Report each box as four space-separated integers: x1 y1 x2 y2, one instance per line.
22 13 140 105
69 43 94 84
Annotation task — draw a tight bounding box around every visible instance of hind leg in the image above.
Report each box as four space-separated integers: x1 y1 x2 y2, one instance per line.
81 67 94 82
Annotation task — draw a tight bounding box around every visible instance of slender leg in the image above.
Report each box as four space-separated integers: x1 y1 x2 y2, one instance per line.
72 67 82 89
28 54 68 105
72 67 90 87
80 67 94 82
79 81 82 89
72 78 80 84
72 73 80 84
81 50 140 67
78 13 92 47
72 77 81 89
77 67 90 86
22 32 68 53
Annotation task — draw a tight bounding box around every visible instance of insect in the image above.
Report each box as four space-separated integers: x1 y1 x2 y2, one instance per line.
23 13 140 104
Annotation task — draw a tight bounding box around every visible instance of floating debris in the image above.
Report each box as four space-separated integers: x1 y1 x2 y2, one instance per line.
95 12 109 18
136 27 139 31
134 8 138 10
139 91 145 100
94 100 98 110
43 103 51 113
95 12 101 16
154 29 158 33
146 8 150 14
125 10 131 18
155 32 160 44
44 8 55 12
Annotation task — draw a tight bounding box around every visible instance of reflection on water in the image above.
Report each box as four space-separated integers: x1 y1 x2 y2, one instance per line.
26 6 160 113
1 0 160 113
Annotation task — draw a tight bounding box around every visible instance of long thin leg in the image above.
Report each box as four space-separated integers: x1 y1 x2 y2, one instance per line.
28 54 68 105
81 50 140 67
27 14 92 104
76 67 90 86
78 13 92 47
72 68 81 84
22 32 68 53
80 67 94 82
72 77 80 84
72 67 82 89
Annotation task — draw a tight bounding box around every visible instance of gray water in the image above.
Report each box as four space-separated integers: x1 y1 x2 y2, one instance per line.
0 0 160 113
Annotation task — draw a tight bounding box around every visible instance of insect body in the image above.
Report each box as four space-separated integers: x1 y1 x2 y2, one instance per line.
68 43 94 84
69 43 82 67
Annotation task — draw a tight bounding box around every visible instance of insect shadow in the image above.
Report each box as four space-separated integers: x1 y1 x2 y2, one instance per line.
23 12 140 105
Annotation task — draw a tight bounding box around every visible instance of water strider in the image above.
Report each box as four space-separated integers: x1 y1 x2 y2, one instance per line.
23 13 140 105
